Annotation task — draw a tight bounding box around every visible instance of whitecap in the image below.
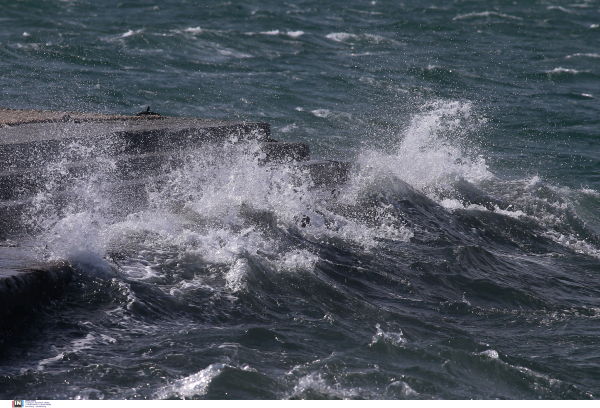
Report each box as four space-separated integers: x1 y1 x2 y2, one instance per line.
479 349 500 359
217 48 253 58
260 30 304 38
453 11 522 21
280 123 298 133
544 230 600 259
225 258 250 292
494 207 527 220
439 198 467 210
311 109 330 118
369 323 406 346
386 380 419 397
120 29 143 38
565 53 600 59
326 32 359 42
547 5 577 14
526 175 543 189
286 30 304 38
276 249 318 272
156 363 226 398
580 187 600 197
546 67 582 74
183 26 203 34
290 373 359 399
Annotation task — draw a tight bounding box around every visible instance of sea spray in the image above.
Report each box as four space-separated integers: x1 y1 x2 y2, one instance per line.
354 100 492 200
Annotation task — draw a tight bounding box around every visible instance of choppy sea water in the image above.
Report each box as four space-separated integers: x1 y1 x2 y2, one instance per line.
1 0 600 400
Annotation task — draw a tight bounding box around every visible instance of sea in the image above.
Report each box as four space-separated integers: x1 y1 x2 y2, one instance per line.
1 0 600 400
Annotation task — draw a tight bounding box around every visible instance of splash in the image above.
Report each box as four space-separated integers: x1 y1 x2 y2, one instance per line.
26 132 414 292
353 100 492 200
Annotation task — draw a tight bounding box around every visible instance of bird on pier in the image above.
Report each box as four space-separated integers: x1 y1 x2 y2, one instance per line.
136 106 160 116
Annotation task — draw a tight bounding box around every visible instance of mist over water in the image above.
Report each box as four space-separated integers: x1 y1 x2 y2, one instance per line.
1 0 600 400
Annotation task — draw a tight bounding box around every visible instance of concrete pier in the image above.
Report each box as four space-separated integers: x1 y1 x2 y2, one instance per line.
0 108 350 324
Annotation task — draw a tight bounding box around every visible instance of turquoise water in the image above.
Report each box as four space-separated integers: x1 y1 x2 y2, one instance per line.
1 0 600 399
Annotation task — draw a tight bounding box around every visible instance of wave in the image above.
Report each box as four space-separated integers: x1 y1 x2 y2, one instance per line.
566 53 600 59
544 67 598 81
453 11 522 21
25 98 600 288
547 6 578 14
325 32 402 45
259 30 305 38
5 98 600 400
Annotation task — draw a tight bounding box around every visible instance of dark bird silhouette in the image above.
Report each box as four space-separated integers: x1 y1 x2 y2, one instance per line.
136 106 160 116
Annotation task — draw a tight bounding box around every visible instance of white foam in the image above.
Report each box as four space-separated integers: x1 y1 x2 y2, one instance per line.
439 198 466 210
183 26 203 34
580 187 600 197
326 32 359 42
156 363 225 398
566 53 600 59
120 29 144 38
286 31 305 38
276 249 318 272
38 334 95 371
311 109 330 118
479 349 499 359
545 230 600 259
325 32 398 44
217 48 253 58
369 323 406 347
261 30 281 35
546 67 587 75
280 123 298 133
290 373 359 399
493 206 527 219
453 11 522 21
259 30 304 37
386 380 418 397
225 258 250 292
486 178 600 259
547 6 577 14
526 176 543 189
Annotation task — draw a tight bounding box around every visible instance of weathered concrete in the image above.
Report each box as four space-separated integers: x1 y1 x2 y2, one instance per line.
0 117 273 170
0 107 161 126
0 108 350 326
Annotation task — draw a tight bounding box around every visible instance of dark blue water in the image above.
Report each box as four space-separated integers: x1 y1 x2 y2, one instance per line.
1 0 600 399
